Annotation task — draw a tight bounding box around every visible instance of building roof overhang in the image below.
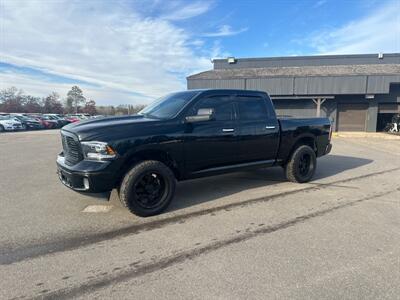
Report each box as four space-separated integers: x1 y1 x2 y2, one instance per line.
187 64 400 80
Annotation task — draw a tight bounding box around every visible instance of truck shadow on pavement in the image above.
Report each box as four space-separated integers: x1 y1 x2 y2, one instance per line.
168 155 372 212
312 154 373 180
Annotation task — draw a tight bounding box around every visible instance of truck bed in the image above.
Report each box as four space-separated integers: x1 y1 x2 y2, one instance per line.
276 117 332 162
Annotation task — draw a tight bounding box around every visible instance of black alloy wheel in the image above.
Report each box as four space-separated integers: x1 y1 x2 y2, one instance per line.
119 160 176 217
298 153 311 177
133 172 167 209
285 144 316 183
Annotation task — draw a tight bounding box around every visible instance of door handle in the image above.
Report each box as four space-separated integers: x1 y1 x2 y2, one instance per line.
265 125 276 129
222 128 235 132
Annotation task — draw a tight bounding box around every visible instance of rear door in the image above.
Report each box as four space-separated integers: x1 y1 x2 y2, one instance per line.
235 95 280 163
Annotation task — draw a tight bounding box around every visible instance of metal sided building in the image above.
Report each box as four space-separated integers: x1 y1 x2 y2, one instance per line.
187 53 400 132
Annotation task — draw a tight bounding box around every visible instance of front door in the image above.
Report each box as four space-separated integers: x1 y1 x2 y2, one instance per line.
183 95 240 174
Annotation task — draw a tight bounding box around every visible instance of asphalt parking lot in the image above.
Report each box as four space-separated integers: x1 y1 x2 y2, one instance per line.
0 130 399 299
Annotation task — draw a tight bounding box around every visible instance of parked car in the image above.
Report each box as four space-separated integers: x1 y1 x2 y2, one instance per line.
65 116 80 123
36 116 59 129
11 115 43 130
42 114 68 128
57 89 332 216
0 116 23 132
45 114 72 126
67 113 91 120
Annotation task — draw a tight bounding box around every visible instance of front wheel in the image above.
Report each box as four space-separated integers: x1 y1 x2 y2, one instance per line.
119 160 176 217
284 145 316 183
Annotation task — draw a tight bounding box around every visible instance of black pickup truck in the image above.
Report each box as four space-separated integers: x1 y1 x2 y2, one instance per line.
57 89 332 216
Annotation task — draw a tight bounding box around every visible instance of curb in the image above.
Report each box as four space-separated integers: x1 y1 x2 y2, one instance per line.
332 132 400 140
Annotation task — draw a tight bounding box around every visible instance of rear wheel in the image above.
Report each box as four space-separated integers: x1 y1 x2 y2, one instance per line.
119 160 176 217
0 125 4 132
284 145 316 183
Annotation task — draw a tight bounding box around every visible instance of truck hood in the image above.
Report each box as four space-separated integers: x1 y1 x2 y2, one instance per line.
62 115 160 141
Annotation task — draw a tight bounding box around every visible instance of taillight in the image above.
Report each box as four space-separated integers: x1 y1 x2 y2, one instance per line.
329 124 332 140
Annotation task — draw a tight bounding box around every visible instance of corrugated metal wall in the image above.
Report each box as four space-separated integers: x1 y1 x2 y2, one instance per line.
188 75 399 96
273 100 316 117
294 76 367 95
246 78 293 95
367 75 400 93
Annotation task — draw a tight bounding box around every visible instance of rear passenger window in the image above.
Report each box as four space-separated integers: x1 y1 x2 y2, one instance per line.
237 97 269 120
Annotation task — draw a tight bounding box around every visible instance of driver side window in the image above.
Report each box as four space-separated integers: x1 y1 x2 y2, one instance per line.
189 96 235 121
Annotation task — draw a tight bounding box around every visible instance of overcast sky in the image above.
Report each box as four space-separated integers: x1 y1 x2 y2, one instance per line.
1 0 399 105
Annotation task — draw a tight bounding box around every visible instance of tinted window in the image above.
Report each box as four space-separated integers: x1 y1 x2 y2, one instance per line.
139 91 199 119
190 96 234 121
237 97 269 120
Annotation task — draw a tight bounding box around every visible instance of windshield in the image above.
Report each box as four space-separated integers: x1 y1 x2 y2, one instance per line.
139 91 199 119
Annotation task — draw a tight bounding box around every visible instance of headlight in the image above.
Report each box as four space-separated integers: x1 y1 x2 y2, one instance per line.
81 141 117 160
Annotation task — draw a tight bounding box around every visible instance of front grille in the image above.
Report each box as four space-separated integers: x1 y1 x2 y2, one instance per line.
61 132 83 165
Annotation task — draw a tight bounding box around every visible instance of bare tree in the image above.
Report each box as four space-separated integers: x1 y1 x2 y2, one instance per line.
43 92 63 114
0 87 25 112
82 99 97 115
23 95 42 113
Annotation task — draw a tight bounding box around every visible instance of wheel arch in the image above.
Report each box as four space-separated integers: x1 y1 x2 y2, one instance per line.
116 149 181 187
284 134 317 164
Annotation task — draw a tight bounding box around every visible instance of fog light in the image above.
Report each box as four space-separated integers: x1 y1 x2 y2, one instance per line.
83 178 90 190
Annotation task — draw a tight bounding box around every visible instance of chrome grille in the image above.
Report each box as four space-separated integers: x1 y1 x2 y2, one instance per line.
61 132 83 165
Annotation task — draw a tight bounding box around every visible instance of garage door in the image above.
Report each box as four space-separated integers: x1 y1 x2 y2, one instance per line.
337 103 368 131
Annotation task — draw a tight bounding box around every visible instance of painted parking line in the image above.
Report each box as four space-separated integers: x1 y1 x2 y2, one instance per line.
82 205 113 213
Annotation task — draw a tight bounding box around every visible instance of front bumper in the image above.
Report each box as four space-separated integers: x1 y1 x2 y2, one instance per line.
56 154 118 193
6 125 22 131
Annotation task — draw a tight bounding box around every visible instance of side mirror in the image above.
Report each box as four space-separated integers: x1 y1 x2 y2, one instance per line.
185 108 214 123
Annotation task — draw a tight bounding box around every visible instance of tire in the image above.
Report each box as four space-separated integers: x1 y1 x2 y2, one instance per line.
284 145 316 183
0 125 4 132
119 160 176 217
21 124 27 130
